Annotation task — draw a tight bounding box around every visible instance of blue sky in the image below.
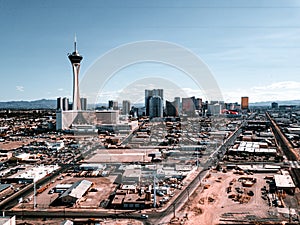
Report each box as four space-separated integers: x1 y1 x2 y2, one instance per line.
1 0 300 103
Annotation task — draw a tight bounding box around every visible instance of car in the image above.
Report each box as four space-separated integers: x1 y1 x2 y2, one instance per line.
141 214 148 219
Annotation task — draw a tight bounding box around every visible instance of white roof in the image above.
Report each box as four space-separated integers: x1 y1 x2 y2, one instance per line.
274 175 295 188
9 165 60 182
60 180 92 199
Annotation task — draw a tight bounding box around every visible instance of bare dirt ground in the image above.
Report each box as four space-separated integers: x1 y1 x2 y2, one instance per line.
175 170 281 225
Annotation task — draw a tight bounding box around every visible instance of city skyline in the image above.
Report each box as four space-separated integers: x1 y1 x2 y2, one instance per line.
1 0 300 103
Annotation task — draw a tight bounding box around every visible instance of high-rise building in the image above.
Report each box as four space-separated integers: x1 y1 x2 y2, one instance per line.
207 103 222 115
271 102 279 109
122 100 131 115
108 100 113 109
57 97 63 110
68 36 83 111
174 97 181 115
113 101 119 110
62 97 69 111
149 96 163 118
196 98 202 110
182 97 196 116
108 100 118 110
165 100 177 117
225 102 241 110
166 97 180 117
241 96 249 110
80 98 87 110
145 89 163 116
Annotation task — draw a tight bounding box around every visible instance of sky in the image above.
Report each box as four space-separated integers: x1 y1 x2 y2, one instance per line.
1 0 300 104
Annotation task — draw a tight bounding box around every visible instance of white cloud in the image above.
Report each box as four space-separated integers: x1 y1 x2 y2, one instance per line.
252 81 300 90
222 81 300 103
181 88 204 98
58 88 64 91
16 86 24 92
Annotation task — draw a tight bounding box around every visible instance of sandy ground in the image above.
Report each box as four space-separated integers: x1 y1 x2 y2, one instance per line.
175 170 282 225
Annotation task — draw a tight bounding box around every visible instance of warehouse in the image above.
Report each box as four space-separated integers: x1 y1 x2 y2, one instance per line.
60 180 93 205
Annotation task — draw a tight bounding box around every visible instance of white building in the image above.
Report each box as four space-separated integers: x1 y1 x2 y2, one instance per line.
3 165 60 183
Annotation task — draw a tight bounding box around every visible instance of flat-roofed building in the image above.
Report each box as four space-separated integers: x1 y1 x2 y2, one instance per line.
96 110 119 124
123 193 146 209
122 169 141 184
274 174 296 194
2 165 60 183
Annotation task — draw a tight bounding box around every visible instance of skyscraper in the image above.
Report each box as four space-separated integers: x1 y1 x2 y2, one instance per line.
57 97 63 110
108 100 118 110
241 96 249 110
80 98 87 110
68 36 83 111
122 100 131 115
165 100 177 117
182 97 196 116
174 97 181 115
271 102 278 109
62 97 69 111
149 96 163 118
165 97 180 117
145 89 163 116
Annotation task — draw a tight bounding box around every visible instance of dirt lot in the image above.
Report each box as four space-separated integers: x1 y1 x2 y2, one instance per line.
176 170 296 225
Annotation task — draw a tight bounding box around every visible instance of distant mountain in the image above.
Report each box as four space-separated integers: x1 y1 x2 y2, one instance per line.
250 100 300 107
0 99 56 109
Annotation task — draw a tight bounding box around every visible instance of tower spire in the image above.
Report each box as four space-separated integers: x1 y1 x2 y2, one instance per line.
68 35 83 111
74 34 77 53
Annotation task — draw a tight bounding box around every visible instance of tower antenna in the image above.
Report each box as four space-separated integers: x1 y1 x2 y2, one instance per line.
74 34 77 52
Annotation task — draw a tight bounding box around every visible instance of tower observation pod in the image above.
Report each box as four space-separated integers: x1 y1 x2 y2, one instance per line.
68 36 83 111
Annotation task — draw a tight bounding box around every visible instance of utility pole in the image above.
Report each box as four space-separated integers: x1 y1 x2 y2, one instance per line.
33 180 36 210
153 171 157 208
186 187 190 201
172 202 176 218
